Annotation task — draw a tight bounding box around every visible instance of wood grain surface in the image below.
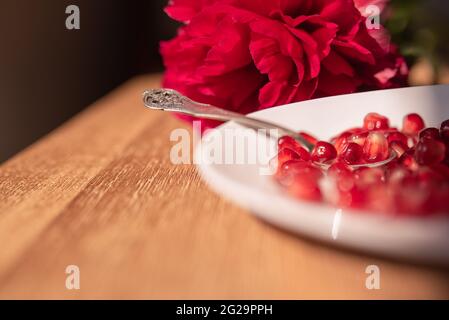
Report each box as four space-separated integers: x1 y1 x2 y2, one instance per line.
0 75 448 299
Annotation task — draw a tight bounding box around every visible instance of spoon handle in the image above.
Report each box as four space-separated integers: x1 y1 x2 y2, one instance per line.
143 88 314 151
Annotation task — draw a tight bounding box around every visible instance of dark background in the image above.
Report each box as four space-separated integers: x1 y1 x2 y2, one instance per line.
0 0 177 162
0 1 448 163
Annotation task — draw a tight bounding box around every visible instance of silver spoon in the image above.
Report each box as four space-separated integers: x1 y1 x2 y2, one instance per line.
143 88 395 169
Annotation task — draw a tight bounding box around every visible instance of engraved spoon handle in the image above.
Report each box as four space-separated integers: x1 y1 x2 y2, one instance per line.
142 88 314 151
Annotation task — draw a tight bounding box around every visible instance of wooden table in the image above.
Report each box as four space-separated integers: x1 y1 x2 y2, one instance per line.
0 75 448 299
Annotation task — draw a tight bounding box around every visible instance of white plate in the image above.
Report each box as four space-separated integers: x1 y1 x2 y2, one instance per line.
195 85 449 265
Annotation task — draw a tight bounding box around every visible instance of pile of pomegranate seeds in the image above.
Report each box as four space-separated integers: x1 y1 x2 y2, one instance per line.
273 113 449 216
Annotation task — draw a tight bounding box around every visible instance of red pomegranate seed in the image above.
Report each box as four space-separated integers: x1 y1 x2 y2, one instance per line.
431 163 449 179
324 163 357 207
336 171 356 193
273 112 449 216
278 136 311 161
414 139 446 166
399 148 419 171
355 167 385 187
276 160 310 182
390 141 408 158
279 160 322 180
276 147 301 167
363 112 390 130
387 131 408 146
282 163 323 201
287 175 322 201
328 161 352 176
393 175 429 215
427 184 449 213
341 142 363 165
440 119 449 142
416 166 446 185
278 135 298 148
327 162 355 191
370 186 394 213
402 113 425 136
385 163 410 183
299 131 319 145
333 132 351 154
349 131 369 147
419 127 441 141
344 187 366 209
311 141 337 164
363 132 389 163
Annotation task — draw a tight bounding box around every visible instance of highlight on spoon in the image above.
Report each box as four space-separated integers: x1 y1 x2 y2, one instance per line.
143 88 185 111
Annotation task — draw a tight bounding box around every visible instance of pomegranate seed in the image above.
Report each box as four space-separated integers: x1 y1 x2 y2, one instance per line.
431 163 449 179
287 175 322 201
276 160 319 182
427 184 449 213
363 112 390 130
341 142 363 165
311 141 337 164
387 132 408 146
399 148 419 171
390 141 408 158
278 136 311 161
385 163 410 183
419 127 440 141
393 175 429 215
440 119 449 142
276 147 301 167
299 131 319 145
282 163 323 201
402 113 425 136
280 160 322 179
345 187 366 209
391 168 413 185
355 167 385 187
325 164 358 207
366 180 394 213
416 166 446 185
328 162 352 176
349 131 369 147
326 162 355 192
278 135 298 148
273 112 449 217
337 174 356 193
414 139 446 166
333 132 351 154
363 132 389 163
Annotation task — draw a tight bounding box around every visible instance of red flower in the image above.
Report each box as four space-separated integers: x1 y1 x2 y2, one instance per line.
161 0 408 127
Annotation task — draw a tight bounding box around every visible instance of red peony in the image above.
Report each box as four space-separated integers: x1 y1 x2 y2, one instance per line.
161 0 408 127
